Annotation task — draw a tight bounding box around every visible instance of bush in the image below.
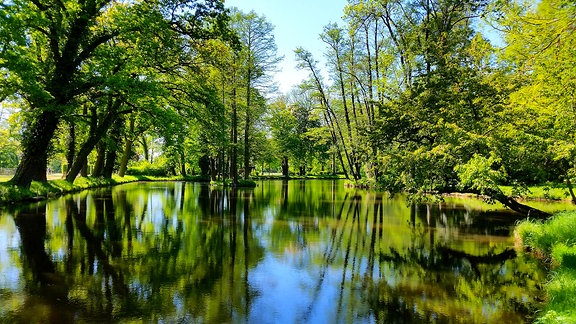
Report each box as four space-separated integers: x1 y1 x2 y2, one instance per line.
126 160 170 177
237 180 257 188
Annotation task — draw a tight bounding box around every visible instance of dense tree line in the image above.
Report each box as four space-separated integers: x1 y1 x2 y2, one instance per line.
271 0 575 217
0 0 574 216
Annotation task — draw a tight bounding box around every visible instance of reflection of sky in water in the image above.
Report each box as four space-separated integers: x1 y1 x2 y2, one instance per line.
249 253 340 324
0 220 21 290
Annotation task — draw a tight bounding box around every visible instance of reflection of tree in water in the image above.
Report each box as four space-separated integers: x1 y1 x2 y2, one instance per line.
2 182 546 323
308 194 546 323
10 202 72 323
4 183 264 323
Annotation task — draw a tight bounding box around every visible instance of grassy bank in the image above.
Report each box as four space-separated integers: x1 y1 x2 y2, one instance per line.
0 175 208 205
501 184 573 201
515 212 576 323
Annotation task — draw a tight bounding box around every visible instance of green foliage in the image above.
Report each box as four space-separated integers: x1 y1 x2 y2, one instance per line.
0 183 35 203
237 179 257 188
455 154 506 194
126 160 171 177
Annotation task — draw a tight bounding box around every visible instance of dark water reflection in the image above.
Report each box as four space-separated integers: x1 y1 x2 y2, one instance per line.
0 180 546 323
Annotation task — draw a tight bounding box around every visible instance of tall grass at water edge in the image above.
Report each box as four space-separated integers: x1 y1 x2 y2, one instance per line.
515 212 576 323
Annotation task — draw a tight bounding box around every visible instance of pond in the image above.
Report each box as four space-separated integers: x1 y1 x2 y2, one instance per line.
0 180 553 323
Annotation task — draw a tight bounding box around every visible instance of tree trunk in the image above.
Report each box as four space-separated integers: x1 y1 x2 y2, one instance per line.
92 143 106 177
566 176 576 204
281 156 289 179
230 68 239 186
118 118 135 177
66 111 119 182
335 49 360 181
480 189 550 218
11 110 60 187
81 160 88 177
210 156 218 182
180 151 187 177
141 136 150 163
492 191 550 218
243 76 252 180
103 146 117 179
102 119 123 179
323 111 350 179
65 121 76 177
243 112 251 180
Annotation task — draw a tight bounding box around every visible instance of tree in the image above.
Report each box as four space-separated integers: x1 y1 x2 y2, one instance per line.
0 0 233 187
492 0 576 202
230 9 281 180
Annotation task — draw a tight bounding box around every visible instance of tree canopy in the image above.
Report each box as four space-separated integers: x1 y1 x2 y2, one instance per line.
0 0 573 216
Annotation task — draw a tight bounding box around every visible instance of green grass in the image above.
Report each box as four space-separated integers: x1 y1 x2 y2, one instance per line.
0 174 209 205
501 184 573 201
515 212 576 323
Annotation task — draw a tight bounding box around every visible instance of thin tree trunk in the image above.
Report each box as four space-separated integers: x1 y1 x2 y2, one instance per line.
210 156 218 182
140 136 150 163
180 151 187 177
65 121 76 177
566 176 576 204
118 117 135 177
230 78 239 186
244 70 252 180
324 112 349 179
282 156 289 179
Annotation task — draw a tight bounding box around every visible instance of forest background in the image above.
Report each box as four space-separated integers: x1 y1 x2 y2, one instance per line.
0 0 574 217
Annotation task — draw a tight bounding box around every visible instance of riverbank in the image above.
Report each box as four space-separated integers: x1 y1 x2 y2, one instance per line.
0 175 207 205
515 212 576 323
0 174 264 205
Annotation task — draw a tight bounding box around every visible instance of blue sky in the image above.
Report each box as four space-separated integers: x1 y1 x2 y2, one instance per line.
224 0 349 93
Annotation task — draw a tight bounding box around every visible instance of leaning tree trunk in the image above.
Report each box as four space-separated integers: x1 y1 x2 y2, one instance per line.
66 111 119 182
11 110 60 188
494 193 551 218
480 189 551 219
118 138 133 177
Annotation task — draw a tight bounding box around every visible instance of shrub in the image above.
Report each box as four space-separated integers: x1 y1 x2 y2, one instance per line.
126 160 170 177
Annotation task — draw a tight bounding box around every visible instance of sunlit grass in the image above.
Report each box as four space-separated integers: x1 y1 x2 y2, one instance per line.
515 212 576 323
500 185 573 201
0 174 206 204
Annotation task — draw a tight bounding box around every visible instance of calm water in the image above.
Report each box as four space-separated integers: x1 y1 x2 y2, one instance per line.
0 180 550 323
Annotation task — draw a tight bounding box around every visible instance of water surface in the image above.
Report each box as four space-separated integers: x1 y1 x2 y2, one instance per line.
0 180 548 323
